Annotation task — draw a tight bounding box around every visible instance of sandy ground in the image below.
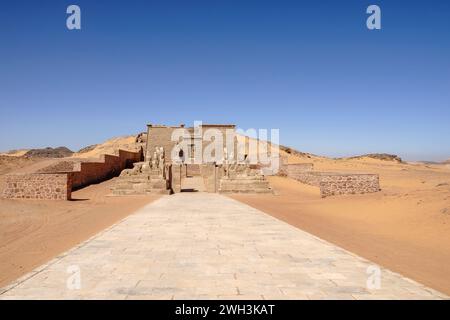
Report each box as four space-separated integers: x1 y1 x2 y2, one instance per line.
0 156 44 176
231 158 450 295
0 179 159 288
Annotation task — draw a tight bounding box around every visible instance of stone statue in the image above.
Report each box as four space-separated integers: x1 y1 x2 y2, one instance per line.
158 146 165 170
152 150 157 169
145 149 152 162
223 147 228 165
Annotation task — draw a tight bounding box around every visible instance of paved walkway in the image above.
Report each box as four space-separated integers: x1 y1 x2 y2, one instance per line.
0 193 446 299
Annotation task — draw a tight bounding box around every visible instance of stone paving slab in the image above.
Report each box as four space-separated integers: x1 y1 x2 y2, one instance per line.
0 193 447 300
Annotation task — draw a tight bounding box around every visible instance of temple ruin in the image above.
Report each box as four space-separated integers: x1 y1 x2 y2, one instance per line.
111 123 274 195
0 122 382 200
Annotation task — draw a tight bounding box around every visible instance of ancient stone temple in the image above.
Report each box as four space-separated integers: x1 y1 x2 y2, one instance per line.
111 123 274 195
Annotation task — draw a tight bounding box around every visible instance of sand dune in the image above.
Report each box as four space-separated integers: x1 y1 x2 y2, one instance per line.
71 135 144 158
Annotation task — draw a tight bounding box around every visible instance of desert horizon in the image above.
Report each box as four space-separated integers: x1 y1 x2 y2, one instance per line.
2 132 449 164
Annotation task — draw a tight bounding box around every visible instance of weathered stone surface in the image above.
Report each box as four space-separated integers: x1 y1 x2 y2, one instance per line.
1 173 72 200
218 164 273 194
287 164 380 198
319 174 380 197
287 163 314 177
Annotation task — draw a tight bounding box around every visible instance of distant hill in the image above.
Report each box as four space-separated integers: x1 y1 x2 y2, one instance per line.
24 147 73 158
278 144 316 159
0 149 29 157
77 144 98 154
340 153 403 163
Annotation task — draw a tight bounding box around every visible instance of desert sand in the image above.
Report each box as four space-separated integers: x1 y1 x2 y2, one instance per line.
0 178 159 288
231 157 450 295
72 135 143 158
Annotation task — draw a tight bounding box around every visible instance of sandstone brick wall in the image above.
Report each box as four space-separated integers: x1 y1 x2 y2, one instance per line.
170 164 182 193
119 149 143 169
261 154 288 176
71 150 142 189
2 173 72 200
146 126 181 163
319 174 380 197
288 168 380 198
200 164 218 193
290 171 322 187
286 163 314 179
186 164 201 176
2 149 143 200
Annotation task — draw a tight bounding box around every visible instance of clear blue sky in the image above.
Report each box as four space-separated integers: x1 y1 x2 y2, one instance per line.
0 0 449 161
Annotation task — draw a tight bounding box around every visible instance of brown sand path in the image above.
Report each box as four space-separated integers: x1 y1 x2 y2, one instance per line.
230 176 450 295
0 178 159 288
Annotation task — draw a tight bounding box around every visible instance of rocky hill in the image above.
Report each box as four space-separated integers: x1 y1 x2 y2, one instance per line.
24 147 74 158
343 153 403 163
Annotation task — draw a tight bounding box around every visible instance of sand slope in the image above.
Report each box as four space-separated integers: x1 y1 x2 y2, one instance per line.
72 135 143 158
0 179 159 288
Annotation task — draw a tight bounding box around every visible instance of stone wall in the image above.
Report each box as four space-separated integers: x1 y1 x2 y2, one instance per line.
200 164 218 193
319 174 380 197
170 164 182 193
286 163 314 179
186 164 201 176
52 150 142 190
1 149 143 200
2 173 72 200
261 154 288 176
146 125 182 163
288 169 380 198
288 171 323 187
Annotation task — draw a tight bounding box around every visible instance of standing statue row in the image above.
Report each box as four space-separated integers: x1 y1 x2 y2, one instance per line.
150 146 165 171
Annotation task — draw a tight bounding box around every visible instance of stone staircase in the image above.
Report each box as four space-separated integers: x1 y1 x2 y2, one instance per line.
218 176 273 194
217 164 274 194
111 163 171 195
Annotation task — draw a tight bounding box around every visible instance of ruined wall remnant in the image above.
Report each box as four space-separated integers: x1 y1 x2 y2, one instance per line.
171 164 182 193
218 164 273 194
287 167 380 198
200 164 218 193
1 149 143 201
286 163 314 179
71 150 142 189
2 173 72 200
319 174 380 197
